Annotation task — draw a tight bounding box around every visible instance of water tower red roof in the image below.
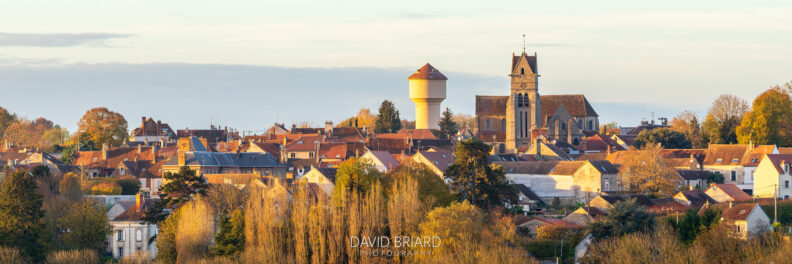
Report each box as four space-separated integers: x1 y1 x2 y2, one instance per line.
408 63 448 80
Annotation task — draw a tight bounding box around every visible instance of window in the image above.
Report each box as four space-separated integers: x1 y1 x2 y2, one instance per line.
309 152 315 158
501 119 506 131
517 94 523 107
786 181 790 188
119 247 124 258
290 153 296 158
561 123 566 130
732 158 739 163
730 171 736 181
519 112 523 137
136 229 142 242
716 158 723 163
588 120 593 130
117 230 124 241
578 120 583 128
120 167 125 175
521 68 525 75
486 119 491 130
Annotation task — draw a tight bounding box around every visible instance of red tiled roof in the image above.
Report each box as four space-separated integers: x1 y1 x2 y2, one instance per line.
707 184 752 201
407 63 448 80
702 203 759 221
319 143 348 159
763 154 792 174
285 135 324 152
398 129 437 140
703 144 751 166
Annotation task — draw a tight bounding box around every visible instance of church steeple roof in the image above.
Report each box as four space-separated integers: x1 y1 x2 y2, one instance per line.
408 63 448 80
512 52 537 74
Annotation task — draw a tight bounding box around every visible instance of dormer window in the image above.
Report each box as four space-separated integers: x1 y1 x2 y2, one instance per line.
716 158 723 163
521 68 525 75
731 158 739 163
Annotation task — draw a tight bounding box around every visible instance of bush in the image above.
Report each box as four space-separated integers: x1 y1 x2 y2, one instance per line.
116 177 142 195
89 182 122 195
0 247 27 264
45 249 100 264
524 239 573 260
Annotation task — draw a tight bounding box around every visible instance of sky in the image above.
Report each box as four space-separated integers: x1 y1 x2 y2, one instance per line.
0 0 790 133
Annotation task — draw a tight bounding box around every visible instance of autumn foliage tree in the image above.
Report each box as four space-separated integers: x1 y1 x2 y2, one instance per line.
2 117 68 149
701 94 748 144
670 111 703 148
74 107 128 146
737 87 792 146
619 144 682 196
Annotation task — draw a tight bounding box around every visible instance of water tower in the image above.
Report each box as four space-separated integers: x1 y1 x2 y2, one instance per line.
408 63 447 130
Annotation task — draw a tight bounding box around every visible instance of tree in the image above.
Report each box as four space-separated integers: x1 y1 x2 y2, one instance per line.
386 161 456 207
619 144 682 196
59 173 82 201
144 166 208 224
600 122 619 135
590 199 655 239
213 209 245 257
707 171 724 184
332 158 383 206
0 170 46 262
356 108 376 130
633 127 692 149
116 177 142 195
56 200 112 252
156 209 180 263
437 107 459 140
701 94 748 144
374 100 401 133
445 138 518 208
453 113 475 130
736 88 792 146
0 106 17 140
670 111 703 148
74 107 128 146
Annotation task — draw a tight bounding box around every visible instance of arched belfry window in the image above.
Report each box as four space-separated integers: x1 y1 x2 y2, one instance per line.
517 94 523 107
525 96 530 108
521 68 525 75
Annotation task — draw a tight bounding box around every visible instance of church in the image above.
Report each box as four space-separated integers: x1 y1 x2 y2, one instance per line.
475 52 599 153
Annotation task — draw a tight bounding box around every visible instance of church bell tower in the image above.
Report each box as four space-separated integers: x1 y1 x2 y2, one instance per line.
505 52 540 152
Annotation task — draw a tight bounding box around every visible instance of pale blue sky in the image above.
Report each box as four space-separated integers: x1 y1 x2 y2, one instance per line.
0 1 790 132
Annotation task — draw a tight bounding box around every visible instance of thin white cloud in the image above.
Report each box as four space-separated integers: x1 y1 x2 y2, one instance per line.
0 33 133 47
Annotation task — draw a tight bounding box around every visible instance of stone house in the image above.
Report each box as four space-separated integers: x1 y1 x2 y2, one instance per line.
109 193 158 260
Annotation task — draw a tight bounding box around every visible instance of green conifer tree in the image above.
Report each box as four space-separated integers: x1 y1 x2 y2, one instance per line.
0 170 47 262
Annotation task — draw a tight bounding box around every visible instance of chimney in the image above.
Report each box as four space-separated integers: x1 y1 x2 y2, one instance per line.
567 118 572 145
606 144 612 155
137 144 142 154
160 138 166 148
136 192 144 211
152 144 159 160
536 138 541 156
728 201 733 208
142 116 146 124
325 121 334 137
144 138 149 146
102 143 109 160
178 151 186 165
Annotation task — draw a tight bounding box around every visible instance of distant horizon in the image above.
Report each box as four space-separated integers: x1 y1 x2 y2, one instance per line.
0 62 720 134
